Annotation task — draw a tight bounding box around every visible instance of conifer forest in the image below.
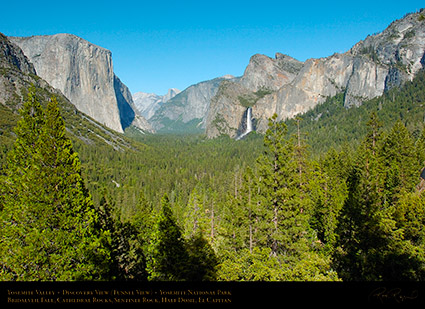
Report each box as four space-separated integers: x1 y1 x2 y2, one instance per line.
2 69 425 285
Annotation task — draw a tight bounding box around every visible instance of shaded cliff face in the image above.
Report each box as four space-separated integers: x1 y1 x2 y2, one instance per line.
0 33 35 76
9 33 152 134
206 10 425 138
0 32 45 110
205 80 251 138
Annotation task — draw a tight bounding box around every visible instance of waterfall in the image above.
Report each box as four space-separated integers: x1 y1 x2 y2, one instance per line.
246 107 253 133
236 107 253 140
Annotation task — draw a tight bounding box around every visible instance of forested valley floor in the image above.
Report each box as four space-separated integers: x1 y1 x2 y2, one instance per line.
1 70 425 282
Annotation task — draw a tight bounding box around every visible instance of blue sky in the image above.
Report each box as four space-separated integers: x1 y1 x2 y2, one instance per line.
1 1 424 95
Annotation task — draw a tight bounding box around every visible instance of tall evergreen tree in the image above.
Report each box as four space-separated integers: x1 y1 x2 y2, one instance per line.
310 148 349 254
185 231 218 281
132 190 156 252
255 114 310 260
183 186 206 239
0 89 110 280
97 192 147 281
381 120 419 202
335 114 425 280
335 112 388 280
146 194 189 281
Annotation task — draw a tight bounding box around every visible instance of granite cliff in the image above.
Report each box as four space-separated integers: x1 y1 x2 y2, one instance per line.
10 33 152 134
206 10 425 138
149 75 236 133
0 33 134 150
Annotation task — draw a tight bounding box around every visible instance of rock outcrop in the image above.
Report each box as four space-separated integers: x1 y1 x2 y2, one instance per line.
206 10 425 138
240 53 304 91
0 33 35 76
9 33 152 133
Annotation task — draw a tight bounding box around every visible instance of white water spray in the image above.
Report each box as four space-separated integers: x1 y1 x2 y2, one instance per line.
236 107 253 140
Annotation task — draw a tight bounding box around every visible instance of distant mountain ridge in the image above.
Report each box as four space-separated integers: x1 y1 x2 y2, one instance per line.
5 9 424 138
133 88 180 120
148 75 237 133
205 9 425 138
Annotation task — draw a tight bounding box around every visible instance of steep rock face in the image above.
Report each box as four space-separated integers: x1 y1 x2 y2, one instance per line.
206 10 425 138
113 74 154 133
240 53 304 91
0 33 35 76
0 32 47 110
9 33 152 133
0 33 134 150
206 53 305 138
205 80 251 138
149 75 235 133
133 88 180 120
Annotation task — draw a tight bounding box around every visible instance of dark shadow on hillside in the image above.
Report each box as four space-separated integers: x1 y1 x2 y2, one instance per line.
114 74 135 131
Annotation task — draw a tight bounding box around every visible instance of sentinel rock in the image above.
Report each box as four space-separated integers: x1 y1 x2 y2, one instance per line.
10 33 152 133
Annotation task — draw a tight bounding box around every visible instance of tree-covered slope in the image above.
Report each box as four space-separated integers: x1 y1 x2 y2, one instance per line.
285 69 425 156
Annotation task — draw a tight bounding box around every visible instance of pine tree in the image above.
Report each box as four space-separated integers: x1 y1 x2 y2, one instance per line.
416 127 425 192
97 191 147 281
238 166 259 253
310 148 349 254
146 194 189 281
335 113 386 280
381 120 419 202
255 114 310 260
221 166 259 253
334 113 425 280
132 190 156 252
185 231 218 281
0 89 110 280
183 186 206 239
391 191 425 280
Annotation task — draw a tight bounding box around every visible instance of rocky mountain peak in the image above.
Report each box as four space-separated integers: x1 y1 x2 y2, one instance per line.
349 10 425 73
205 9 425 138
240 53 303 92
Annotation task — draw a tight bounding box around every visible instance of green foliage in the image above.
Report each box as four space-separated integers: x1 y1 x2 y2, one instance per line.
146 194 189 281
97 192 147 281
256 114 310 258
185 232 218 281
238 88 273 108
334 114 425 281
285 69 425 157
146 194 218 281
0 88 110 280
217 247 286 281
2 68 425 282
